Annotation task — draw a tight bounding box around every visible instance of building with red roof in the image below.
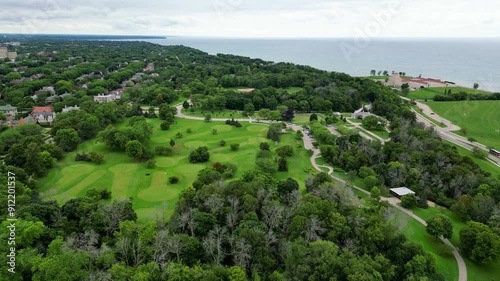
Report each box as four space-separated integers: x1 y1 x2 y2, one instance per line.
31 106 56 124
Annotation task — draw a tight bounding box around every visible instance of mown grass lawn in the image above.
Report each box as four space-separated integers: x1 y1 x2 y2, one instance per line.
410 205 500 281
292 113 324 125
274 131 315 190
366 128 390 139
395 213 459 281
181 107 247 119
39 118 316 222
407 86 491 100
425 100 500 148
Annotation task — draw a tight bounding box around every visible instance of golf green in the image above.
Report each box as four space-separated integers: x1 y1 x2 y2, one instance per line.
39 118 314 222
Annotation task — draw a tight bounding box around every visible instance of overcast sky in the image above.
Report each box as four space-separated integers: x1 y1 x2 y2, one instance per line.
1 0 498 37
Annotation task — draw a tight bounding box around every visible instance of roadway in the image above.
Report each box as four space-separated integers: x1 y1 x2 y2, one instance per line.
402 97 500 167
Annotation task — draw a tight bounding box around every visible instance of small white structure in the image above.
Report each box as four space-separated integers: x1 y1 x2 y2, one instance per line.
94 93 120 103
390 187 415 198
353 112 376 120
62 105 80 113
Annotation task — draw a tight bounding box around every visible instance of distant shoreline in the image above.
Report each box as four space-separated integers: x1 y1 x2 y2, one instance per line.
0 34 166 41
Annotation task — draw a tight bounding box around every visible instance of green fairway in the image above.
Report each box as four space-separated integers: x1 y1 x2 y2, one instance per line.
425 100 500 148
274 131 315 190
39 118 316 222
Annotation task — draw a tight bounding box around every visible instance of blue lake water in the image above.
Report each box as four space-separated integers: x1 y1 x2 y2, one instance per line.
143 37 500 92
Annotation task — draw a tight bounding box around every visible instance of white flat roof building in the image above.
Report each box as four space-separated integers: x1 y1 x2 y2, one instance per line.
390 187 415 198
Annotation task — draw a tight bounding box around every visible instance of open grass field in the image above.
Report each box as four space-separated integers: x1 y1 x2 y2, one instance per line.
181 108 247 119
275 130 315 190
223 86 303 94
407 86 492 100
425 100 500 148
410 205 500 280
395 213 459 281
366 129 390 139
39 118 316 222
292 113 324 125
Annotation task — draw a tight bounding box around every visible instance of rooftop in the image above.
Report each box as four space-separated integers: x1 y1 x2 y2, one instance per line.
0 105 17 111
32 106 54 113
390 187 415 197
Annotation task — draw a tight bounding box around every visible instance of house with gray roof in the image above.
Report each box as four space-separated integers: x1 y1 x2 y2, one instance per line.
0 105 18 118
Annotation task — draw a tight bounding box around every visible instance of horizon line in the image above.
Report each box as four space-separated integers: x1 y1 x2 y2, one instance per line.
1 33 500 40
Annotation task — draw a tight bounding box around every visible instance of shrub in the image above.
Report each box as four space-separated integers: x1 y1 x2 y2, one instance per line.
155 146 172 156
225 118 242 127
221 163 238 178
276 145 294 158
88 151 104 164
259 142 270 151
277 157 288 172
86 188 112 200
146 159 156 168
169 176 179 184
256 150 273 159
186 128 192 133
141 150 154 161
401 194 417 208
176 132 183 138
219 140 226 146
75 152 91 162
189 146 210 163
309 113 318 121
472 147 488 159
160 122 170 130
230 143 240 151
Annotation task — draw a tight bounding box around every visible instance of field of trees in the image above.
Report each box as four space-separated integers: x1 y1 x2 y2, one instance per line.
1 39 500 280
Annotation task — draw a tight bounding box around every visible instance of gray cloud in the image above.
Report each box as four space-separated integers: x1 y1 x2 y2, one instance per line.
0 0 498 37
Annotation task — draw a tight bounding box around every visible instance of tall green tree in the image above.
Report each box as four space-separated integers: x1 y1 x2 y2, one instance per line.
54 128 81 152
125 140 143 159
426 214 453 239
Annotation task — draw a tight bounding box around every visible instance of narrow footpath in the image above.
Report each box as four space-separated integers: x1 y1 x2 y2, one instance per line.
173 102 468 281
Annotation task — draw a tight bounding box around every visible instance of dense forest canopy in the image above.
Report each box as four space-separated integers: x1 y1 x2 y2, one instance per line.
0 39 499 280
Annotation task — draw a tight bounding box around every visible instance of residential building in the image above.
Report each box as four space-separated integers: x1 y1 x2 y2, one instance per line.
94 93 121 103
62 105 80 113
0 105 18 117
31 106 56 124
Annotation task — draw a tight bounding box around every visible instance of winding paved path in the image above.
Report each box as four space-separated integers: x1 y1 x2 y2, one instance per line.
173 102 467 281
299 134 468 281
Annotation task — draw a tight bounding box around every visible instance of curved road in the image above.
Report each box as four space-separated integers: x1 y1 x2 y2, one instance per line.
402 97 500 167
174 104 467 281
